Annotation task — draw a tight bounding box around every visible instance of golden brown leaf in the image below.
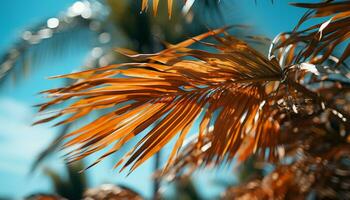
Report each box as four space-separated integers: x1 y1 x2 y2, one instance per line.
36 29 283 173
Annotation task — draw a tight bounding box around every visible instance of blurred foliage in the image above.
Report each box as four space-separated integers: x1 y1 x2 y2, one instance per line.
171 177 201 200
44 161 87 200
0 0 225 86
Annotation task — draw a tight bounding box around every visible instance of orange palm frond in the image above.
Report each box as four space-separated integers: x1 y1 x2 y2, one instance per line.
36 28 283 173
275 0 350 66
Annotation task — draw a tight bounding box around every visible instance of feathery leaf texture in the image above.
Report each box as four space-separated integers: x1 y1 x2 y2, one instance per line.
36 28 283 172
275 0 350 66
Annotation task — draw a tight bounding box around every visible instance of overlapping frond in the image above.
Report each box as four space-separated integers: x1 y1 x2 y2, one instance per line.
275 0 350 66
36 28 283 172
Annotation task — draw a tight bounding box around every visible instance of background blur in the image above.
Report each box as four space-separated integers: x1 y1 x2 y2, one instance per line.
0 0 308 199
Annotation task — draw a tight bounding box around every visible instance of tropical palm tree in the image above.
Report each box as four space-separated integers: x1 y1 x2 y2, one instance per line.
4 0 350 199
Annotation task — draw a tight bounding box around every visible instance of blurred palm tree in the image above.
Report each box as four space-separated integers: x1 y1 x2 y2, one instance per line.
0 0 224 85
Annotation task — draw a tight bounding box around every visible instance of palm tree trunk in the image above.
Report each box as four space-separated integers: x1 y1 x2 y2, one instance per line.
153 151 161 200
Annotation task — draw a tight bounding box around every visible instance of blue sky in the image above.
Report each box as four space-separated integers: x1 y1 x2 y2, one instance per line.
0 0 311 198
